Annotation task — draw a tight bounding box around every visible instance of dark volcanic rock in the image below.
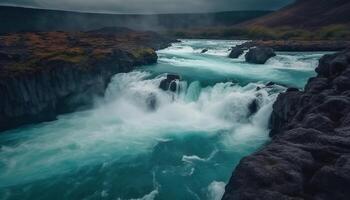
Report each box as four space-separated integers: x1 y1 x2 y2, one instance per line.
266 81 276 87
240 40 350 52
201 49 208 53
0 30 174 132
228 46 245 58
159 74 181 92
223 49 350 200
248 99 259 116
245 47 276 64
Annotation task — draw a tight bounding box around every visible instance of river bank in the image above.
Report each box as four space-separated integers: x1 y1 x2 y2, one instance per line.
231 40 350 52
223 49 350 200
0 28 175 131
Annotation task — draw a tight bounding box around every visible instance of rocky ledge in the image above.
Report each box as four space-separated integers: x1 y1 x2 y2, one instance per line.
223 49 350 200
245 47 276 64
229 40 350 63
233 40 350 52
0 28 175 131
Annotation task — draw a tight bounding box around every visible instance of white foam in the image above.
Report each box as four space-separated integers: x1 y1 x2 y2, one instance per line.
208 181 226 200
0 70 278 187
182 149 218 163
266 52 324 70
130 189 159 200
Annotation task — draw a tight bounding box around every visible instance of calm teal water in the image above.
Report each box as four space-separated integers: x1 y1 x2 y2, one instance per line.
0 40 324 200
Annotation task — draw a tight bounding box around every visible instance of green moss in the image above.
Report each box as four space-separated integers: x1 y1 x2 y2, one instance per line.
316 25 350 40
48 54 87 64
166 24 350 41
130 48 155 59
3 50 88 75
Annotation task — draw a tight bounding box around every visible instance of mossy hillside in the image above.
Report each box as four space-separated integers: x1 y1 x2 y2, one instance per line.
130 48 156 59
0 31 160 76
167 24 350 40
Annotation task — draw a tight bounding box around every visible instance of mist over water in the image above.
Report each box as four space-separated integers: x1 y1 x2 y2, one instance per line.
0 40 323 200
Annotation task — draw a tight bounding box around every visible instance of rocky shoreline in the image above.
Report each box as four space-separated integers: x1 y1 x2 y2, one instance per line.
0 28 174 132
228 40 350 64
223 49 350 199
233 40 350 52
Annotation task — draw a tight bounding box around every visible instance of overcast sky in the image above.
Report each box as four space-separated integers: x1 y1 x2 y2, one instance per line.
0 0 295 14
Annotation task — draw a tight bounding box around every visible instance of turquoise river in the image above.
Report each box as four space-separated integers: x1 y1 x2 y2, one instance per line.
0 40 326 200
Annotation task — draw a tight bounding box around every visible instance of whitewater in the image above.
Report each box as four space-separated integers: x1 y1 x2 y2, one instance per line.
0 39 325 200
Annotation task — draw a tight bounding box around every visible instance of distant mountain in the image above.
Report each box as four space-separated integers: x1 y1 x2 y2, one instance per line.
0 6 271 34
243 0 350 28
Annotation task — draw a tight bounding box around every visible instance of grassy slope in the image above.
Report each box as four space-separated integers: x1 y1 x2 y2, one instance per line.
167 0 350 40
0 29 165 76
243 0 350 28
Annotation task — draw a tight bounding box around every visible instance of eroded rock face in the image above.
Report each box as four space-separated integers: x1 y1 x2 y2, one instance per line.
0 30 174 132
245 47 276 64
223 49 350 200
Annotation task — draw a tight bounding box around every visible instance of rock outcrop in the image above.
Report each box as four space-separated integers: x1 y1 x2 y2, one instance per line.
159 74 181 92
228 46 245 58
0 29 174 131
245 47 276 64
201 49 209 54
236 40 350 52
223 49 350 200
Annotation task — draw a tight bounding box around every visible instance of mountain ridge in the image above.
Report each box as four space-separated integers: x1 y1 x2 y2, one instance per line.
243 0 350 28
0 5 270 34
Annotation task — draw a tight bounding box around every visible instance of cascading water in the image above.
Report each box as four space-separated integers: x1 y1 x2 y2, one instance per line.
0 39 325 200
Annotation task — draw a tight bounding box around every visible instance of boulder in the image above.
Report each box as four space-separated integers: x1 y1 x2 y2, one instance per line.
302 113 335 132
305 77 329 93
228 46 244 58
248 99 259 117
316 52 350 78
201 49 208 53
245 47 276 64
333 76 350 92
330 54 349 76
159 74 181 92
309 155 350 200
266 81 276 87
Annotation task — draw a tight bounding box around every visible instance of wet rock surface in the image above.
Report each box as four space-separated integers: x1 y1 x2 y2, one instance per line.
0 29 174 131
159 74 181 92
223 49 350 200
245 47 276 64
201 49 209 53
235 40 350 52
228 44 276 64
228 46 245 58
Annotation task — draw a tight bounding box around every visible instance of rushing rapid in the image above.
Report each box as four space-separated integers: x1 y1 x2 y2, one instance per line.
0 40 324 200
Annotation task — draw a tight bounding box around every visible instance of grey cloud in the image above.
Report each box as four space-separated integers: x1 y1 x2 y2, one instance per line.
0 0 295 14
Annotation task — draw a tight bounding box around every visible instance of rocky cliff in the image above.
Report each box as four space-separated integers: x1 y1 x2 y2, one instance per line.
0 28 174 131
223 49 350 200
